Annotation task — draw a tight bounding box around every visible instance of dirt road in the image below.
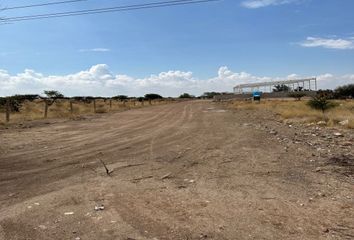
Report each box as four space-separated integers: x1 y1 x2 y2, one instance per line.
0 101 353 240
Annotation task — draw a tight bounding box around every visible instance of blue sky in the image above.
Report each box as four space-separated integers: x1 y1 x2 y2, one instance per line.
0 0 353 97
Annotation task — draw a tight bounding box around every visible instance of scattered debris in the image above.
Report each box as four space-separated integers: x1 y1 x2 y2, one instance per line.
95 204 105 211
99 159 113 175
317 121 326 126
130 175 153 183
116 162 145 170
161 173 172 180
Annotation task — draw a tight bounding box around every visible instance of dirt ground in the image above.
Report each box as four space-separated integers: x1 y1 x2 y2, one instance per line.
0 100 353 240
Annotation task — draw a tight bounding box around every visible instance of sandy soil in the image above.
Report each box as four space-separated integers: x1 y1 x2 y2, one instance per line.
0 100 353 240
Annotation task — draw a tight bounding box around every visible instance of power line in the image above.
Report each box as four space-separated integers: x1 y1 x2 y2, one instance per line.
0 0 220 23
0 0 88 11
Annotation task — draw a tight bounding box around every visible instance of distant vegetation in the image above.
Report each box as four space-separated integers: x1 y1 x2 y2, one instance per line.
179 93 195 98
200 92 222 99
0 91 173 124
288 92 307 101
144 93 163 100
273 84 290 92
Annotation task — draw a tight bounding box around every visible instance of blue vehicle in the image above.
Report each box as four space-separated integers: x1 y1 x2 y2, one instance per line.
253 91 262 101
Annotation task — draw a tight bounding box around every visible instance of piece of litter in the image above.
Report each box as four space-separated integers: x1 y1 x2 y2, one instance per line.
64 212 74 215
94 205 105 211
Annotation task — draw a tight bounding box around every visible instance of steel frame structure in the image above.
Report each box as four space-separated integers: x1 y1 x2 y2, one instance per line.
233 78 317 94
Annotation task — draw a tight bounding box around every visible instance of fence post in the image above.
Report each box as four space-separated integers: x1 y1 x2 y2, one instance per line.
5 98 10 122
70 101 73 114
109 99 112 110
93 99 96 113
44 101 48 118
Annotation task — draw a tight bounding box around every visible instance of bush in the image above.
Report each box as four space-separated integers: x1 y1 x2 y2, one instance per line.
144 93 163 100
307 95 338 120
273 84 290 92
0 94 39 112
179 93 195 98
288 92 306 101
334 84 354 99
112 95 129 101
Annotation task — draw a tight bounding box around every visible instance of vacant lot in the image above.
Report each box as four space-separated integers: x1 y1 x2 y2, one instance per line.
0 101 353 240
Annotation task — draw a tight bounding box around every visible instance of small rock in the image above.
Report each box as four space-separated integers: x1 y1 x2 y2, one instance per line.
315 167 322 172
38 225 47 230
317 121 326 126
334 132 344 137
189 179 195 183
64 212 74 215
75 237 81 240
339 119 349 126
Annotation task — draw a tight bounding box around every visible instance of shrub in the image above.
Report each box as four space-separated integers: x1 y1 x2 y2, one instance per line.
112 95 129 101
334 84 354 99
179 93 195 98
288 92 306 101
307 95 338 121
273 84 290 92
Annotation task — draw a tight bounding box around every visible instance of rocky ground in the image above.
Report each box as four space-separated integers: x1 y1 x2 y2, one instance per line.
0 100 353 240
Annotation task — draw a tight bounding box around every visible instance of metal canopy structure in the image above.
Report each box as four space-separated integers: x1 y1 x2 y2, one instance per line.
233 78 317 94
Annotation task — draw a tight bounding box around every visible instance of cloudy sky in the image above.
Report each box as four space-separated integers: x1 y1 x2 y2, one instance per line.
1 0 353 97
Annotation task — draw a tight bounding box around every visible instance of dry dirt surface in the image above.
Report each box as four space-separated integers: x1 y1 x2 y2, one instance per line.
0 100 353 240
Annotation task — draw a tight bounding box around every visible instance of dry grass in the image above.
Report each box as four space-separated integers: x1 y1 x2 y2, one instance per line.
228 99 354 129
0 99 171 124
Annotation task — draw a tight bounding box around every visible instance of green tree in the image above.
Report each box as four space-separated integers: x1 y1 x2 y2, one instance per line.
44 90 64 99
112 95 129 101
273 84 290 92
179 93 195 98
334 84 354 99
144 93 163 100
42 90 64 118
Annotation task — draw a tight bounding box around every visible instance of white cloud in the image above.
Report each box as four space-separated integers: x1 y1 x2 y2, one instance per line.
0 64 353 97
241 0 298 8
300 37 354 49
79 48 111 52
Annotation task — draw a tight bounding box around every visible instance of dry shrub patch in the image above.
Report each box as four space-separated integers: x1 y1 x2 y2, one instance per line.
228 99 354 129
